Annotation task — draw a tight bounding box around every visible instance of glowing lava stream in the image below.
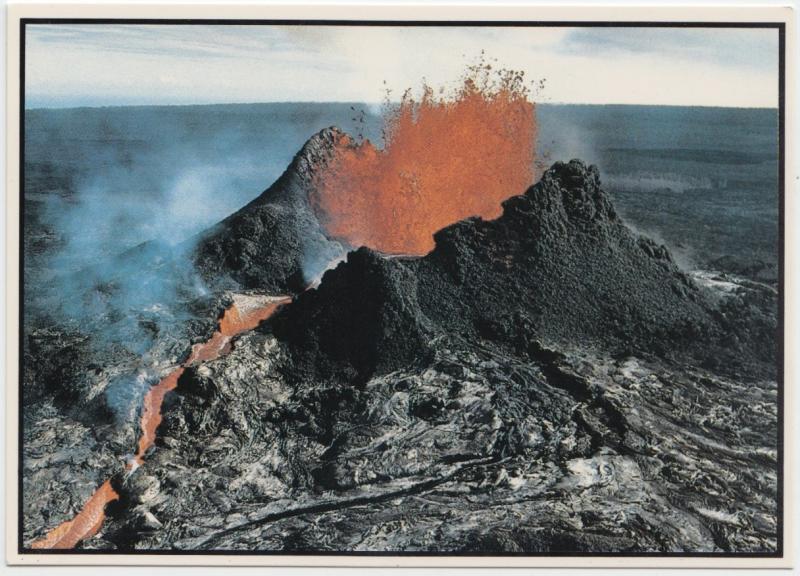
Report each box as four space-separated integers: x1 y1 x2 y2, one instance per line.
31 294 291 550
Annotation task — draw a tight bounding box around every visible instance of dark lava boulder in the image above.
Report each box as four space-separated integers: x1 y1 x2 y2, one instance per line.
192 127 348 294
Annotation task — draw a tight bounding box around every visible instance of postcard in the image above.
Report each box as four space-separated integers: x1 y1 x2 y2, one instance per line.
4 2 794 568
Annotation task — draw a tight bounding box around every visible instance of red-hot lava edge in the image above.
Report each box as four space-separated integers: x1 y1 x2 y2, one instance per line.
30 296 291 550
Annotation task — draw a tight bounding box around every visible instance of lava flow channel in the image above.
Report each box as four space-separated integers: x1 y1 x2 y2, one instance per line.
31 295 290 550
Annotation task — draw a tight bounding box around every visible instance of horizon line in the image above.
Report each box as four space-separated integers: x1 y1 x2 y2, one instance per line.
24 100 779 112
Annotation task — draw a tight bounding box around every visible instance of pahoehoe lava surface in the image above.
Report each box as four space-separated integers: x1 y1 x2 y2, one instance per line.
21 129 350 546
24 129 778 554
20 129 347 547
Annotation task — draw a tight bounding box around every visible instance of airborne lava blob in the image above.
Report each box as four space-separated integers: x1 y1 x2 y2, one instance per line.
311 63 537 255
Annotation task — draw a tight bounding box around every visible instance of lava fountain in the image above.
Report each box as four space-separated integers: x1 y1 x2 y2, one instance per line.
31 294 290 550
311 62 537 255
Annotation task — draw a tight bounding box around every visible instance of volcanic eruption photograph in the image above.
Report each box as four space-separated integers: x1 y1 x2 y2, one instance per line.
8 7 789 566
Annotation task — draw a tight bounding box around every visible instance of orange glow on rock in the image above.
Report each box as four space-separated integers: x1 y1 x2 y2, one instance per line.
187 298 291 365
311 64 537 254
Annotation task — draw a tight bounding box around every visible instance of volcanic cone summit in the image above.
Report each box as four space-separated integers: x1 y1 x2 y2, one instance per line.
193 127 350 293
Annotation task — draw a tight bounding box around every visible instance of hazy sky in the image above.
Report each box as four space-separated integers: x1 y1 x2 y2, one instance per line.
25 24 779 108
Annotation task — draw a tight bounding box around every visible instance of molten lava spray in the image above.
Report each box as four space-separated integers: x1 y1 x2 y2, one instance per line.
312 63 537 254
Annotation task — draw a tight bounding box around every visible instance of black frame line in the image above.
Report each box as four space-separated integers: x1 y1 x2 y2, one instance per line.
16 17 787 559
16 19 794 26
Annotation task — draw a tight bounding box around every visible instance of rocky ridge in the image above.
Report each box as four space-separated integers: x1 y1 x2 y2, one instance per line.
22 128 349 545
272 159 776 384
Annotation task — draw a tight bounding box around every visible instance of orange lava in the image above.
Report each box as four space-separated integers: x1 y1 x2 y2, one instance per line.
31 296 290 550
187 298 290 365
186 331 229 365
134 367 185 464
220 299 289 336
311 63 537 255
30 480 119 550
139 298 290 461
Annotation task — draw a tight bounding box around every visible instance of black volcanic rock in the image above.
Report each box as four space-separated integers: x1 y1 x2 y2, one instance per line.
419 160 716 363
271 247 434 383
135 155 775 553
22 129 351 546
710 254 778 284
192 127 349 293
273 159 776 381
124 297 779 553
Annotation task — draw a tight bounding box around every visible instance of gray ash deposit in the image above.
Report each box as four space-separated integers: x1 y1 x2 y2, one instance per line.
22 128 779 554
